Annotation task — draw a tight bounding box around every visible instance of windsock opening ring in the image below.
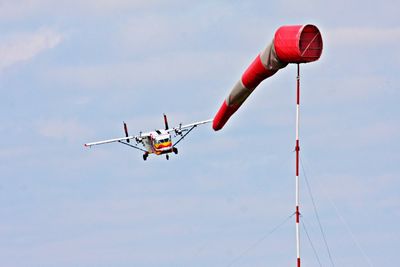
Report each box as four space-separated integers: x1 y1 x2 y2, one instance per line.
274 24 323 63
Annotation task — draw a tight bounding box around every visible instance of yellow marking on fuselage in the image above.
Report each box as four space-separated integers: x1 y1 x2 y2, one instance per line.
153 141 172 150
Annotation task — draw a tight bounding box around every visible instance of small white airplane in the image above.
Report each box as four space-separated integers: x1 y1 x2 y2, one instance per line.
84 114 212 160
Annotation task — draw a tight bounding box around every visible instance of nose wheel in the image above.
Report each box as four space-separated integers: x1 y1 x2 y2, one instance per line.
166 154 169 160
143 153 148 161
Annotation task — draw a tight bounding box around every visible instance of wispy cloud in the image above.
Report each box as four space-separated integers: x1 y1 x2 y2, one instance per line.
115 15 191 53
36 119 91 142
327 27 400 46
0 28 63 71
0 0 182 20
41 50 240 90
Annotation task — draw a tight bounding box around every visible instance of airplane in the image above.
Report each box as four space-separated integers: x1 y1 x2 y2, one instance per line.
84 114 212 160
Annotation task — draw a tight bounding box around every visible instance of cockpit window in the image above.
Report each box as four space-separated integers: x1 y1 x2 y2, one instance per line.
154 137 169 144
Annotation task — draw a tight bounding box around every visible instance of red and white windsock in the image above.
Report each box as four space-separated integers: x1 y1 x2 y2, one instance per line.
212 24 323 131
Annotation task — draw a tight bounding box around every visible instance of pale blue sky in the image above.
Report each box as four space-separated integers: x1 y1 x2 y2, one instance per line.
1 1 399 266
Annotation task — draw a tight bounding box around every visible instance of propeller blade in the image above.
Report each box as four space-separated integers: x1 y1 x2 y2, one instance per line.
163 113 169 130
123 121 130 143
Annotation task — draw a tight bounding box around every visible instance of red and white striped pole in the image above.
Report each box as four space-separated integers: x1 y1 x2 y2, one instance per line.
295 63 301 267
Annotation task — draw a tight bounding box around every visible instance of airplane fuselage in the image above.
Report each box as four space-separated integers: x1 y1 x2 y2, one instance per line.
142 129 172 155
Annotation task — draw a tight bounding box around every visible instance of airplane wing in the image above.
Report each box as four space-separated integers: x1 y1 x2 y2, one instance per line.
84 133 150 148
84 118 212 148
167 119 213 134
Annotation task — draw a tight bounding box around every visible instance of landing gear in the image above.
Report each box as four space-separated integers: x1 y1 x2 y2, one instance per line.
172 147 178 154
143 153 148 161
166 154 169 160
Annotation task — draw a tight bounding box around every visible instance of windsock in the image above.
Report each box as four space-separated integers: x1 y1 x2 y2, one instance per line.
212 24 323 131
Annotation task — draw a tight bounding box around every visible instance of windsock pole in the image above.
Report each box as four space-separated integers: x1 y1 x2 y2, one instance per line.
295 63 301 267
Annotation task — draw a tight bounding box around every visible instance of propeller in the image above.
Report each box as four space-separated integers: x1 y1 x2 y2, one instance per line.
135 131 142 143
163 113 169 130
123 121 130 143
175 123 183 136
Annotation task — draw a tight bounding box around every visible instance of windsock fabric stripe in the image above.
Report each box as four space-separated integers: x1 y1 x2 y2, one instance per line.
213 43 284 130
241 54 276 90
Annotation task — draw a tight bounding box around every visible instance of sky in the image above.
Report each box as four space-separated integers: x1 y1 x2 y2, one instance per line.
0 1 399 266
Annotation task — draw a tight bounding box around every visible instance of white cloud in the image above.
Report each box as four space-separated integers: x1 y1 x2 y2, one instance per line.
0 0 181 20
115 15 189 53
0 0 38 20
327 27 400 46
37 119 92 142
41 50 241 90
77 0 174 12
0 28 63 71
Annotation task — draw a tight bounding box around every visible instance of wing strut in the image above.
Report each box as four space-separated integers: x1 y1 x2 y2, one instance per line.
118 141 148 152
173 125 196 147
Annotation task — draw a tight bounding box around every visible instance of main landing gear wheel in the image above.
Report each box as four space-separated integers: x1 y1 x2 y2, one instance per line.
166 154 169 160
172 147 178 154
143 153 148 161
